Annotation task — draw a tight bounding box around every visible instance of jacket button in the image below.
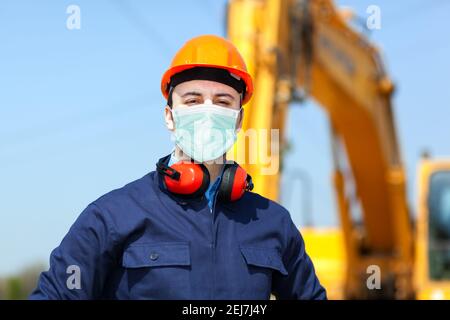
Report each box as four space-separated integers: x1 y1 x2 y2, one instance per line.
150 253 159 261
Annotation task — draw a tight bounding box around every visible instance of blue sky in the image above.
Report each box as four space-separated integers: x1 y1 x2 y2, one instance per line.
0 0 449 276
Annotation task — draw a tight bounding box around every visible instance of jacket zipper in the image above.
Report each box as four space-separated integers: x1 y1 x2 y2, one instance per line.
210 191 220 299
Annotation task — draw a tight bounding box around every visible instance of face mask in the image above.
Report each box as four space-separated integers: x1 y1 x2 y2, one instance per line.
171 103 241 162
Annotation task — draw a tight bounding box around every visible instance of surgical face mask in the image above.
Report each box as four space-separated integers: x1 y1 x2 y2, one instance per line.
171 103 241 162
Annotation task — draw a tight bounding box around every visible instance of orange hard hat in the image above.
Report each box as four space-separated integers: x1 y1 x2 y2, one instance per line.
161 35 253 105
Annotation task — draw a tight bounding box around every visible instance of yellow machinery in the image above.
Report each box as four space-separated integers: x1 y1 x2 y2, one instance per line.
226 0 444 299
415 158 450 299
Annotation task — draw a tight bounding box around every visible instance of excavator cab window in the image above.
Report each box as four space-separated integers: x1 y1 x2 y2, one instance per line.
428 171 450 280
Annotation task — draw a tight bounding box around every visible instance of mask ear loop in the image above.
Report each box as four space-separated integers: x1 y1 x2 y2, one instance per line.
167 86 174 108
170 146 178 161
235 106 244 132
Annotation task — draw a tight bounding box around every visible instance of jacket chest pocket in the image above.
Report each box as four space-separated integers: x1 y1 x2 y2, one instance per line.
239 246 288 297
122 242 191 299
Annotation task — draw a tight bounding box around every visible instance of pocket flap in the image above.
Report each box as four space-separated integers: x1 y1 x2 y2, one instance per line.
122 242 191 268
239 246 288 276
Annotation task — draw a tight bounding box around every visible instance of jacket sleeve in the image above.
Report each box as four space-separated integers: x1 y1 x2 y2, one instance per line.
272 215 327 300
29 203 118 299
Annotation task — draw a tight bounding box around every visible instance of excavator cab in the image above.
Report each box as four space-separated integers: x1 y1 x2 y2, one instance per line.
416 159 450 299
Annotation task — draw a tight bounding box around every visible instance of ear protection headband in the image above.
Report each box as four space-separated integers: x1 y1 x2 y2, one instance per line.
156 156 253 202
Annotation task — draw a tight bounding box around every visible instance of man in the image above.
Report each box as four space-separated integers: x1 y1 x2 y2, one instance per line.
30 35 326 300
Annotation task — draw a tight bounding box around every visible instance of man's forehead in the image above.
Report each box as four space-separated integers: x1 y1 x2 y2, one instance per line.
173 80 239 96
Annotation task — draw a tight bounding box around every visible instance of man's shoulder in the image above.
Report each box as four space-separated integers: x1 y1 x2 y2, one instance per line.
242 191 292 219
90 171 157 211
238 192 300 246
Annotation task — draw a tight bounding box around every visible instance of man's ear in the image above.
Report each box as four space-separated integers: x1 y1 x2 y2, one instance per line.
236 107 244 132
164 105 175 131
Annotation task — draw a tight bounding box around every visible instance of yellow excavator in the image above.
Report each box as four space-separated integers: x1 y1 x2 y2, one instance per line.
226 0 450 299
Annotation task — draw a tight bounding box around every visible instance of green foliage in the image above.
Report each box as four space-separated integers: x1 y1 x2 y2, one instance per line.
6 277 24 300
0 262 45 300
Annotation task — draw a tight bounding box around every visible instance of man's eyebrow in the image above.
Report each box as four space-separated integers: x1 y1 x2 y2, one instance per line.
215 93 235 100
181 91 202 98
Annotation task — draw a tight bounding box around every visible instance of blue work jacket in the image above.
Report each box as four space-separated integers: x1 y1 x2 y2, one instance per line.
30 155 326 300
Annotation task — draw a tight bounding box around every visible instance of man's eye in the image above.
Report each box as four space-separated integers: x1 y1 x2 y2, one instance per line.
217 100 230 106
186 99 199 105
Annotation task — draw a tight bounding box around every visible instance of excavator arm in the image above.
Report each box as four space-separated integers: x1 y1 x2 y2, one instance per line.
227 0 414 299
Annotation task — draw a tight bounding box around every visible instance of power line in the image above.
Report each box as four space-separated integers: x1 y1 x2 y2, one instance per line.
1 93 152 155
108 0 173 55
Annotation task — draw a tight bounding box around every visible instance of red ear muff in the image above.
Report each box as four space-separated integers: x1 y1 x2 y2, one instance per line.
157 156 253 202
218 163 253 202
157 160 210 198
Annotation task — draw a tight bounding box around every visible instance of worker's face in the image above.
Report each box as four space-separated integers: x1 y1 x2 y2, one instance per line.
164 80 244 132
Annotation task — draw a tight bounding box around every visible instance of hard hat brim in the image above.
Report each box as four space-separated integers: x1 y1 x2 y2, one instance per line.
161 63 253 105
